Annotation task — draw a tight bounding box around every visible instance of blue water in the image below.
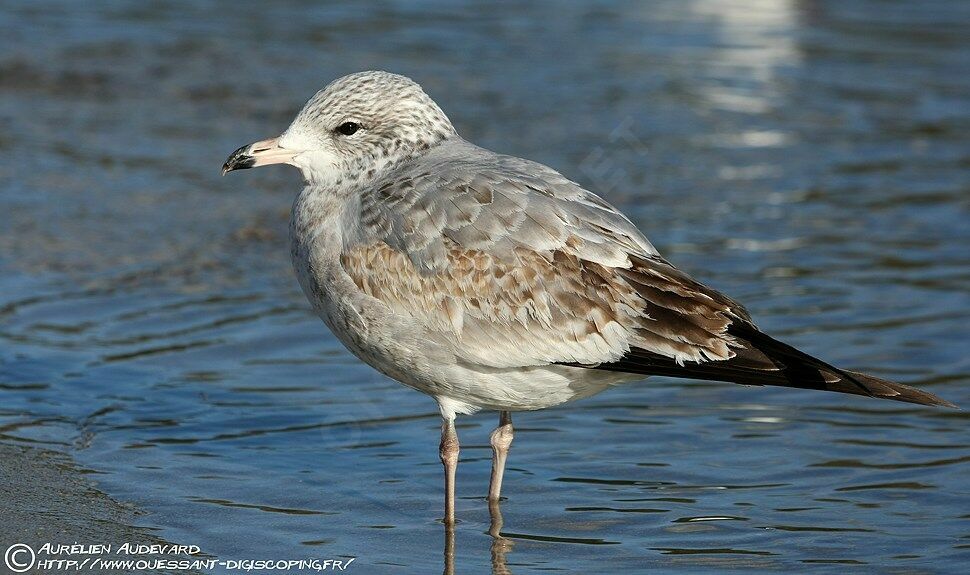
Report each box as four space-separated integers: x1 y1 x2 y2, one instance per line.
1 1 968 573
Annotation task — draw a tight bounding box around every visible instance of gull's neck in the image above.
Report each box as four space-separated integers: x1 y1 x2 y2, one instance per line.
289 135 474 265
290 183 354 256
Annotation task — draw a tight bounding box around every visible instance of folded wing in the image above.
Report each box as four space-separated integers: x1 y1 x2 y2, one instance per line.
344 143 953 408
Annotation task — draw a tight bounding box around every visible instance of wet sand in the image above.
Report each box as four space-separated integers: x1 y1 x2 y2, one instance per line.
0 442 201 575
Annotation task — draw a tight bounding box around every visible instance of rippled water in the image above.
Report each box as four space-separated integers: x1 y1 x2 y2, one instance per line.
1 1 968 573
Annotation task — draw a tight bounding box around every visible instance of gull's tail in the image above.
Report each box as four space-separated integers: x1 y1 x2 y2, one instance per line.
581 323 957 408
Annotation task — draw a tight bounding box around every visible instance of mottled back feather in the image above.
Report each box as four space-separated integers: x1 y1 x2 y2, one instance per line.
342 141 753 369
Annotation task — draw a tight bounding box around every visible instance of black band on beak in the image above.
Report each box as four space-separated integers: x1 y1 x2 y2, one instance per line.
222 144 256 175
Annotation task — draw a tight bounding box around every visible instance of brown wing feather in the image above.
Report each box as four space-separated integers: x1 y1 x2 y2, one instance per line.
614 254 753 364
575 257 956 408
339 241 639 368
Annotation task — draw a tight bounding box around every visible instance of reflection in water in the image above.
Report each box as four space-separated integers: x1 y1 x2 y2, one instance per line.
443 500 514 575
443 519 454 575
489 501 514 575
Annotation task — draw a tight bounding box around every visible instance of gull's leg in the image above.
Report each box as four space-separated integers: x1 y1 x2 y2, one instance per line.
488 411 513 502
439 417 460 525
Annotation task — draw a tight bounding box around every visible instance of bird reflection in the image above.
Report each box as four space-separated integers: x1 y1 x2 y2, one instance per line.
488 500 514 574
443 499 514 575
443 519 455 575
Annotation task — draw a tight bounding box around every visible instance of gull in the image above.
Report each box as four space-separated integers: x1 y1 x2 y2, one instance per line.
223 71 955 524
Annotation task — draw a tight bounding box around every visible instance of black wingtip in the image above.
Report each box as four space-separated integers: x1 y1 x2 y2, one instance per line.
839 370 958 409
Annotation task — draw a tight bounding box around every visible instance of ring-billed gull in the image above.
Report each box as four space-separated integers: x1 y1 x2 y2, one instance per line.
223 71 955 524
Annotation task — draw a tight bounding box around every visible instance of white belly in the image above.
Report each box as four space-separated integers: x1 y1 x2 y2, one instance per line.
292 244 637 417
429 363 642 417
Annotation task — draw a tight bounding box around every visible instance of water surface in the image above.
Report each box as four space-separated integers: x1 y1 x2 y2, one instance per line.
1 1 968 573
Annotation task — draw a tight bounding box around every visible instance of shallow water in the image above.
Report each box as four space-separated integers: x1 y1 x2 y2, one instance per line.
1 0 968 573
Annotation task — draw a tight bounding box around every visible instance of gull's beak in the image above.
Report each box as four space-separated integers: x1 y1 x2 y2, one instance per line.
222 137 296 175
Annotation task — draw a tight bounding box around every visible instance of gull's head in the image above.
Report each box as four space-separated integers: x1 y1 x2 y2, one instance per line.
222 71 456 186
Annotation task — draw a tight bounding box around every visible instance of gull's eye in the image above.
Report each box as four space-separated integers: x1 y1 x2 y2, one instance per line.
336 122 360 136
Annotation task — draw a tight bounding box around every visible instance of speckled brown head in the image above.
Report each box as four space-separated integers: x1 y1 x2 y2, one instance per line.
223 71 457 186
